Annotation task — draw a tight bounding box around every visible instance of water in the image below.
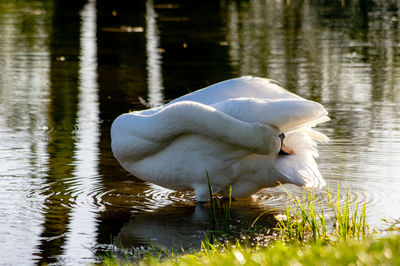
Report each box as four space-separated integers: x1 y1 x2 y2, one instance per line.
1 0 400 264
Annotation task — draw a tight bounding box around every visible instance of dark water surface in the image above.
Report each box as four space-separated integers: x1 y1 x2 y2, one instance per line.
1 0 400 264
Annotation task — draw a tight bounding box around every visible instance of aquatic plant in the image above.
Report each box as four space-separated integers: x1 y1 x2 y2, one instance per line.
206 171 232 234
273 186 369 244
331 188 369 241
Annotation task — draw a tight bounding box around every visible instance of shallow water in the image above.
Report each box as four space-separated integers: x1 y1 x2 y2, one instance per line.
1 0 400 264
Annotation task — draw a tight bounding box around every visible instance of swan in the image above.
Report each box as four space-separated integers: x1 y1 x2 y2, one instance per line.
111 76 329 201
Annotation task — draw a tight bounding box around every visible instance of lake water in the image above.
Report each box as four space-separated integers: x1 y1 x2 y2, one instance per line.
1 0 400 264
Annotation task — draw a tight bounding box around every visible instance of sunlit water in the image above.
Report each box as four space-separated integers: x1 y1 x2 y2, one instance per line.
1 0 400 264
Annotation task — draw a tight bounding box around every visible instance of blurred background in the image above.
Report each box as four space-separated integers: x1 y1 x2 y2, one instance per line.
1 0 400 264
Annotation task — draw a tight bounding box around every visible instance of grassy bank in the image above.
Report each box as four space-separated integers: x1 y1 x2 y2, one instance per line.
98 188 400 265
132 234 400 265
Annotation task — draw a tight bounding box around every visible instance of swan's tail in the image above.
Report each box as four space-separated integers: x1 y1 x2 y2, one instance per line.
274 130 327 188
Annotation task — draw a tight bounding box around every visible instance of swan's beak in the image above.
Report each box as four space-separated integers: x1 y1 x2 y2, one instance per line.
278 133 292 155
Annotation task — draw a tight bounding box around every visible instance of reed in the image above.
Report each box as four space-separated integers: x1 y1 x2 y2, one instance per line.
331 188 369 241
206 171 232 234
275 186 369 244
206 171 217 231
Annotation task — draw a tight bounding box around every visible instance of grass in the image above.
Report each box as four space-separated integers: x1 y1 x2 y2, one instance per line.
98 186 400 266
206 171 232 234
132 235 400 266
100 234 400 266
273 186 369 244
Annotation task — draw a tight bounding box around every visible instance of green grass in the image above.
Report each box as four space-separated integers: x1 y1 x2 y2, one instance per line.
100 234 400 266
206 171 232 234
273 186 369 244
98 187 400 266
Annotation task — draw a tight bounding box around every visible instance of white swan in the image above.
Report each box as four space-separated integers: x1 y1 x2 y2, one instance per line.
111 76 329 201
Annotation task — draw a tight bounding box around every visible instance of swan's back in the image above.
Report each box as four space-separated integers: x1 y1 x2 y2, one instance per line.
172 76 302 103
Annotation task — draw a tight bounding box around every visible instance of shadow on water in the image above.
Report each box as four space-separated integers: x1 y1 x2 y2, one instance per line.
0 0 400 264
34 1 82 264
110 200 278 252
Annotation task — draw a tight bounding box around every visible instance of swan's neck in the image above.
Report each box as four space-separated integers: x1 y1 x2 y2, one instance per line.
111 101 281 161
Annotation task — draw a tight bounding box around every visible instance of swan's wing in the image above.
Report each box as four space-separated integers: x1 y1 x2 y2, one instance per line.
140 77 304 116
295 128 329 143
211 98 329 133
165 76 302 106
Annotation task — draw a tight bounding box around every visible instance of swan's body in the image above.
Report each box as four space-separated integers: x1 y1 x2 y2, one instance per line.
111 77 329 201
